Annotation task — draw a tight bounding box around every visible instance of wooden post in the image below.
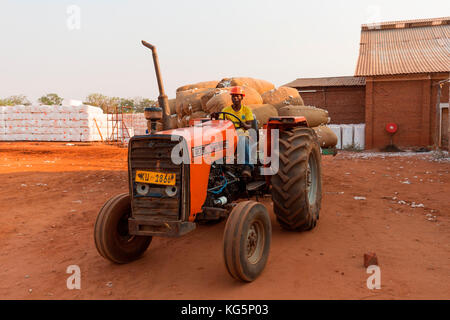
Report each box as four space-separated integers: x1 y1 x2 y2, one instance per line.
93 118 103 142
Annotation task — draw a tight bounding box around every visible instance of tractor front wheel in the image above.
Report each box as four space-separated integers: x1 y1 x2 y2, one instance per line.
94 193 152 264
223 201 271 282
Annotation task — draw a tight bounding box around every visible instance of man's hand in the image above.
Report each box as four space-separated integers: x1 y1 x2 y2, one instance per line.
242 121 252 130
210 112 219 119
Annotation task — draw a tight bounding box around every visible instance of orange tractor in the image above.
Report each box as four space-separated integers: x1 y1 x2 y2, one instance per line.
94 41 322 282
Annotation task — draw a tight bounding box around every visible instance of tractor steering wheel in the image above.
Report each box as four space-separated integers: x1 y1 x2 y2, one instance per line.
211 112 245 128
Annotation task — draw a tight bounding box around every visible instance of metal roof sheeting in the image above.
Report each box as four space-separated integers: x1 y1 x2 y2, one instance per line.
355 17 450 76
284 76 366 88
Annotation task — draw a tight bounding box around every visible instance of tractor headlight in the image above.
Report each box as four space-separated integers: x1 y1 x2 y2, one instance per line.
136 183 150 196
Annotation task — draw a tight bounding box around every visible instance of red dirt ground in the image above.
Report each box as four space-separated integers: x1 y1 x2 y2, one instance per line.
0 142 448 300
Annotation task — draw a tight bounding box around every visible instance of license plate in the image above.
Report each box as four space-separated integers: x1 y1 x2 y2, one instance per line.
135 170 176 186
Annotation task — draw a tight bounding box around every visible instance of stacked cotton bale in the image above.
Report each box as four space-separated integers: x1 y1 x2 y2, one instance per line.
175 88 213 128
119 113 147 136
278 105 338 148
181 111 209 127
353 124 365 150
312 126 338 148
205 86 263 113
174 81 219 128
216 77 275 95
176 81 219 93
261 87 304 111
278 105 330 127
341 125 354 149
0 107 5 138
79 105 108 141
0 104 108 142
247 104 278 129
173 77 275 127
328 125 342 149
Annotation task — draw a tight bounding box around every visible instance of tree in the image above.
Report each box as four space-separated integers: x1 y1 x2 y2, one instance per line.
0 95 31 106
84 94 156 113
38 93 63 105
119 98 135 113
84 93 119 113
133 97 156 113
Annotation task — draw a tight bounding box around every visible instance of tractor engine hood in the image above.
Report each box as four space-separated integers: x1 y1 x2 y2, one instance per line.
157 119 238 163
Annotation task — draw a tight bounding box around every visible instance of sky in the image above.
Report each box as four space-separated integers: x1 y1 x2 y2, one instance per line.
0 0 448 103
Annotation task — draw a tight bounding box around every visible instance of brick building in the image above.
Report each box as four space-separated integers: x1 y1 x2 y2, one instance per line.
283 76 366 124
355 17 449 150
285 17 449 150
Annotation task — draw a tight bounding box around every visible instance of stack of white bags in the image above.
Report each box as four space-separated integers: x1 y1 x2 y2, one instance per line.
121 113 148 136
328 124 365 150
0 104 109 142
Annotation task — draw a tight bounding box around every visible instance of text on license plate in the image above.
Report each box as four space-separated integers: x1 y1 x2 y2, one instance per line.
135 171 176 186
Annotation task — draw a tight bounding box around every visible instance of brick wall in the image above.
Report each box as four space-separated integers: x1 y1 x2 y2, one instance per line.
299 86 365 124
365 73 449 149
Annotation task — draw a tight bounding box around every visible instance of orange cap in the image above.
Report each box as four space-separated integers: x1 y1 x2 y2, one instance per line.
230 86 245 97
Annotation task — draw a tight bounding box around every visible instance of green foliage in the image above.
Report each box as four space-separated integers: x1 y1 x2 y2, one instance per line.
84 93 118 113
38 93 63 106
119 98 135 113
0 95 31 106
133 97 156 113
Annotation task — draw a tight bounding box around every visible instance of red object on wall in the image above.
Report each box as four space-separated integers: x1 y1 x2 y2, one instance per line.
385 123 398 134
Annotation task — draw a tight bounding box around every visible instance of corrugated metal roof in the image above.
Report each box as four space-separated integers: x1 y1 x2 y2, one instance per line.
284 76 366 88
362 17 450 30
355 17 450 76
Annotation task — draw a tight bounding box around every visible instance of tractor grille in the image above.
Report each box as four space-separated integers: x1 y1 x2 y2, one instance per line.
129 137 183 222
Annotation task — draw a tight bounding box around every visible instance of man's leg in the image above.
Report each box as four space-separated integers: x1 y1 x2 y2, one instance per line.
237 135 253 177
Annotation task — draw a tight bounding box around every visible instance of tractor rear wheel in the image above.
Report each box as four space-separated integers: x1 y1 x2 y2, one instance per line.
223 201 271 282
94 193 152 264
271 127 322 231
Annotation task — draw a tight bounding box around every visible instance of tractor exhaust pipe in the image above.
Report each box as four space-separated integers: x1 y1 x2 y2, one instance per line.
141 40 170 130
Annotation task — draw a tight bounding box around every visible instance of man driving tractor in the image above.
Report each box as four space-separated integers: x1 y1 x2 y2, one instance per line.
218 87 254 177
93 40 324 284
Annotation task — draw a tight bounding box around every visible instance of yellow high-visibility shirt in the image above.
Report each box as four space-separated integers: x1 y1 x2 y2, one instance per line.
220 105 254 129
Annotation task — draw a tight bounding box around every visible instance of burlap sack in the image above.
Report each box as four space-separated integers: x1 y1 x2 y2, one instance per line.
313 125 338 148
278 105 330 127
169 99 176 114
176 88 210 116
205 86 263 113
262 87 304 110
168 114 178 129
176 80 219 93
175 90 190 114
247 104 278 128
180 115 189 128
190 111 208 120
200 87 232 112
216 77 275 94
177 114 183 128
